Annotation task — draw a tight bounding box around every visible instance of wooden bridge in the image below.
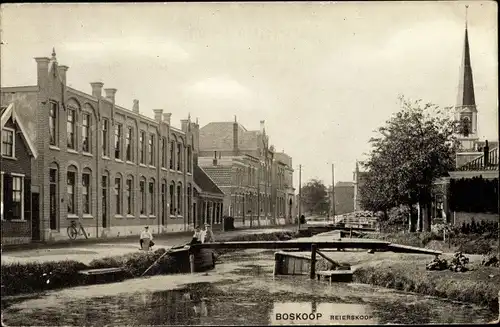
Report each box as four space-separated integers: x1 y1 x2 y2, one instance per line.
191 239 441 255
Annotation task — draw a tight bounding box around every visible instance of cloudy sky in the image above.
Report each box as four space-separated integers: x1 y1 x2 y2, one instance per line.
1 2 497 187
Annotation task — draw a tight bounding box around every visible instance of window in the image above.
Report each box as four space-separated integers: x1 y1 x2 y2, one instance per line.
67 170 76 214
140 179 146 215
187 184 192 224
1 129 14 157
177 183 182 215
114 176 122 215
67 109 76 150
149 180 155 215
126 127 133 162
139 131 145 164
12 176 23 220
170 140 175 169
82 113 91 153
102 119 109 156
114 124 122 159
170 183 175 215
126 178 133 215
177 143 182 171
82 171 91 214
102 175 108 228
1 173 4 219
161 138 167 168
49 102 58 146
149 134 155 166
187 147 192 173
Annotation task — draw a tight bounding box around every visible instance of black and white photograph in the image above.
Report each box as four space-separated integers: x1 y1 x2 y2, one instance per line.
0 1 498 325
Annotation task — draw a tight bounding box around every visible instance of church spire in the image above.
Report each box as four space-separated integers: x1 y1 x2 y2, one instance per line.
456 5 476 109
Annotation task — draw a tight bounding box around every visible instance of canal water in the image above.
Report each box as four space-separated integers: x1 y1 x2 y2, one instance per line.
1 249 497 326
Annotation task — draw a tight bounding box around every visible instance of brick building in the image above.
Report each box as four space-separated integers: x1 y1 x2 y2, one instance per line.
198 118 294 227
193 164 224 229
329 182 355 215
1 103 38 244
1 49 199 241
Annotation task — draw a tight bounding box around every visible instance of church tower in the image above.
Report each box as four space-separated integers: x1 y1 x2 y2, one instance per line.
454 6 479 151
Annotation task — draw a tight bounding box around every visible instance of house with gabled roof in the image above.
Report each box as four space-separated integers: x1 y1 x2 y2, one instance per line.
1 102 38 245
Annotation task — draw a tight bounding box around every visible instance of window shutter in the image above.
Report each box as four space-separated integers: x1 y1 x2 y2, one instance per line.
24 177 32 221
3 173 13 220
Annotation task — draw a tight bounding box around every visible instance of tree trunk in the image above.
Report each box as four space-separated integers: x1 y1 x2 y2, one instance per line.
408 205 417 232
424 202 432 232
417 203 422 232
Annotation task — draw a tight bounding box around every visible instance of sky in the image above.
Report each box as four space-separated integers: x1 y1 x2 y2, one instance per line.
1 1 498 188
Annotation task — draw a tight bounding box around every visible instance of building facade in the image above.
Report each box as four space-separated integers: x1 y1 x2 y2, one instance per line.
1 103 38 245
193 164 224 229
198 118 293 227
1 50 199 241
331 182 355 215
353 161 368 212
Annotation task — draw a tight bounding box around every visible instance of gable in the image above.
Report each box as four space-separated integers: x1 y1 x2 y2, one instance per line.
1 103 37 159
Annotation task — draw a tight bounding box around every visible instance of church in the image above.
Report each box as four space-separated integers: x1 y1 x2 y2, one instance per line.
432 12 498 227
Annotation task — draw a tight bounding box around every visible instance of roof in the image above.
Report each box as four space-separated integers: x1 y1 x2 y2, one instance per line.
1 103 38 159
194 165 225 195
335 181 354 187
199 121 260 151
199 165 233 186
456 26 476 108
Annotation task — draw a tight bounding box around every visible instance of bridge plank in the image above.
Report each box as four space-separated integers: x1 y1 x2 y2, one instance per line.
78 267 124 275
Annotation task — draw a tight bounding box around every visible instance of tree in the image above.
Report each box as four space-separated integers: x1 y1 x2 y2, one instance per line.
301 179 329 215
363 96 458 232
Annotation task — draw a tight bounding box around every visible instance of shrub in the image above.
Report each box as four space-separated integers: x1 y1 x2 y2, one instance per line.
1 260 88 296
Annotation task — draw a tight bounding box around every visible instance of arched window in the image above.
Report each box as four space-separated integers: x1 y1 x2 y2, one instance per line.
177 142 182 171
187 147 192 173
177 182 183 215
126 126 134 162
139 176 146 215
170 140 175 170
82 113 91 153
161 179 167 224
162 137 167 168
169 181 175 215
67 108 77 150
126 175 134 215
49 163 59 230
82 168 92 215
67 165 77 214
187 183 192 224
149 178 155 215
114 174 122 215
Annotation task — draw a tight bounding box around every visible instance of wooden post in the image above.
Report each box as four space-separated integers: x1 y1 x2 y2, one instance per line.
189 254 195 274
273 252 280 276
310 244 317 279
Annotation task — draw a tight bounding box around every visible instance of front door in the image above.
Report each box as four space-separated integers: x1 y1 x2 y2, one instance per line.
31 193 40 241
102 176 107 228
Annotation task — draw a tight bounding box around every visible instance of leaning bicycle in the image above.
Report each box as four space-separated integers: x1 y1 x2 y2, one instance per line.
67 220 89 240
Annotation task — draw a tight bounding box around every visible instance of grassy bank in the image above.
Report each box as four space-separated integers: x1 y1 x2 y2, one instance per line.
1 231 296 296
363 231 499 255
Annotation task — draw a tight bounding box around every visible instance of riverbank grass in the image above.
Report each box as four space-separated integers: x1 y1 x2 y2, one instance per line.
353 256 500 313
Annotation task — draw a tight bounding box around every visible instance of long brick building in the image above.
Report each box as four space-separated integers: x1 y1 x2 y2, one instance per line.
198 118 295 227
0 49 215 242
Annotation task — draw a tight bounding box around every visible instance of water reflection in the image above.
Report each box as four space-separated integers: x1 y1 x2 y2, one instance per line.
2 251 498 326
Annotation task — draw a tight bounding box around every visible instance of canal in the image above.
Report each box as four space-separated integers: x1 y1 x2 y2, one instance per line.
1 249 497 325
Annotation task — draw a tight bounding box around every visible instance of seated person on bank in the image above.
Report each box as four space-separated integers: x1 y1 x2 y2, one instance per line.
139 226 155 250
202 224 215 243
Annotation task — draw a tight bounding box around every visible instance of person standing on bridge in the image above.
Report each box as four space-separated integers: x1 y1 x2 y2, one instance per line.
190 226 203 245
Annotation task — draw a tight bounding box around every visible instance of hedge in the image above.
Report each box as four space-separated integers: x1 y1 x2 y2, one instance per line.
450 177 498 213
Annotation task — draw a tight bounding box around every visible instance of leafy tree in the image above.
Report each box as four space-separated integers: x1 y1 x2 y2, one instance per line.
301 179 329 215
363 96 458 232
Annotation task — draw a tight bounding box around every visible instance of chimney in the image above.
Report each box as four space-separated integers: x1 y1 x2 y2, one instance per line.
163 113 172 125
104 88 117 103
260 120 265 133
181 119 189 132
483 140 490 167
34 57 50 88
58 65 69 85
153 109 163 122
132 99 139 113
90 82 104 98
213 151 218 166
233 115 239 155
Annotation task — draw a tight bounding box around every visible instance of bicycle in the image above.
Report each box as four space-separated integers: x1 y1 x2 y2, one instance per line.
67 220 89 240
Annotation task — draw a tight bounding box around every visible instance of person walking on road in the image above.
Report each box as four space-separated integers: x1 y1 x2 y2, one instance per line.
139 226 154 250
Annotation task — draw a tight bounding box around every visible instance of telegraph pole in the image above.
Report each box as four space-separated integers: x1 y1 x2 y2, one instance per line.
331 163 336 222
298 164 302 231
